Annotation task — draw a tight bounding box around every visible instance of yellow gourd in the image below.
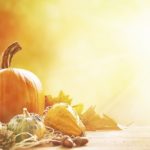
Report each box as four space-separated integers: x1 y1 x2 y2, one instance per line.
44 103 85 136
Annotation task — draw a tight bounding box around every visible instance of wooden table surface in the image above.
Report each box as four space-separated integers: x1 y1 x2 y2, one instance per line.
27 126 150 150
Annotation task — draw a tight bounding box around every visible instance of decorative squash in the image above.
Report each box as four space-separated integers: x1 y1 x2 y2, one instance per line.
44 103 85 136
0 42 45 122
8 108 46 142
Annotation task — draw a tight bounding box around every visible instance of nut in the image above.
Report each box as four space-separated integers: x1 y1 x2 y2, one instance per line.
62 137 74 148
73 136 89 146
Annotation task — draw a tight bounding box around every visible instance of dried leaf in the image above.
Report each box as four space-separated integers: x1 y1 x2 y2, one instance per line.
73 103 84 115
57 91 72 104
80 106 121 131
45 95 54 106
45 91 72 107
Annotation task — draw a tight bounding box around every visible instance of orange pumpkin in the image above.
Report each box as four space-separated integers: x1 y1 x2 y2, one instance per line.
0 42 45 123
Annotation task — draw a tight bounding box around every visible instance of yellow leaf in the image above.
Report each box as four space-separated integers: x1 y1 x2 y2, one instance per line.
80 106 121 131
73 103 84 115
45 91 72 108
56 91 72 104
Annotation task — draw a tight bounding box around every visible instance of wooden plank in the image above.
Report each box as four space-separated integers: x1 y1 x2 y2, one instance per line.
26 127 150 150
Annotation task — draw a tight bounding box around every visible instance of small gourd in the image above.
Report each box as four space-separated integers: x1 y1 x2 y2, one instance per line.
8 108 46 142
44 103 85 136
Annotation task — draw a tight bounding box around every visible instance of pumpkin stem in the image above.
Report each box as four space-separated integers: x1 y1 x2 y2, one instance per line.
23 108 30 117
1 42 22 69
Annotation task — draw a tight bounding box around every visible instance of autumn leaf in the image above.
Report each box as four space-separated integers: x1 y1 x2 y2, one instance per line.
45 91 72 107
73 103 84 115
80 106 121 131
45 95 54 107
57 91 72 104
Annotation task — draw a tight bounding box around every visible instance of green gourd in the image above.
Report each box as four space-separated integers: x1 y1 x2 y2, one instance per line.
8 108 46 142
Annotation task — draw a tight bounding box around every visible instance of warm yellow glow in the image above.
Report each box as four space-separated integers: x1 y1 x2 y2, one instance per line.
1 0 150 125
